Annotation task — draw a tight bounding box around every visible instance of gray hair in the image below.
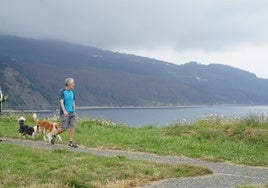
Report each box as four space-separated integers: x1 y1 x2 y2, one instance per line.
65 78 74 86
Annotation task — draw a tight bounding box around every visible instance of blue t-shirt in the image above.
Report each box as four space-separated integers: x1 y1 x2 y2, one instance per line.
59 89 75 114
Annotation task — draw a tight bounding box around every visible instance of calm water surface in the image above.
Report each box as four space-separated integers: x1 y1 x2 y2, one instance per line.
38 105 268 127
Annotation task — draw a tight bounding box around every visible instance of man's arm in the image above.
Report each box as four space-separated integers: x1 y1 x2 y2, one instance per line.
60 99 68 116
1 95 8 102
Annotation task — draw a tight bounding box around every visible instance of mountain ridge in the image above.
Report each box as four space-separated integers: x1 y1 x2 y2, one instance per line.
0 35 267 110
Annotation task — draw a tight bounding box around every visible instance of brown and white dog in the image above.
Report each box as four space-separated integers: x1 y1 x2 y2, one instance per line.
32 113 62 143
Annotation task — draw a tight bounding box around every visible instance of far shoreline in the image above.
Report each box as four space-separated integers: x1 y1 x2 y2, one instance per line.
2 103 266 113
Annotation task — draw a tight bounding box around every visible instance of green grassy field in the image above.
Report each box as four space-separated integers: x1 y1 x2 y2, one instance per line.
0 144 211 188
237 184 268 188
77 115 266 166
0 113 267 187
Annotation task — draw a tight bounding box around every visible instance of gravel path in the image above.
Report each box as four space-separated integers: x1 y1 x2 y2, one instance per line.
1 137 267 188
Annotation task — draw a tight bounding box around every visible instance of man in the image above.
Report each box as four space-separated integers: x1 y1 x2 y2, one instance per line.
0 82 8 142
0 82 9 114
51 78 77 148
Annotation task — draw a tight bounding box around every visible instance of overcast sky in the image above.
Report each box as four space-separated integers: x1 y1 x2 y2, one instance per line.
1 0 268 78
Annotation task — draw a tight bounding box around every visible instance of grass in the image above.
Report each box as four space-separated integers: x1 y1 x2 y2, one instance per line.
75 114 268 166
1 113 268 166
236 183 268 188
0 142 211 187
0 113 267 187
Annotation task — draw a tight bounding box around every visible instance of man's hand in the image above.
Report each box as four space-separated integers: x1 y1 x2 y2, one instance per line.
4 95 8 101
64 111 69 117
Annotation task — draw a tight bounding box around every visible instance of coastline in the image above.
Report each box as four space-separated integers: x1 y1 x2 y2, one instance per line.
2 104 265 112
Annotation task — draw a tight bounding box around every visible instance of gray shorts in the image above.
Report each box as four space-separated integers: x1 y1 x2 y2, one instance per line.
60 113 76 130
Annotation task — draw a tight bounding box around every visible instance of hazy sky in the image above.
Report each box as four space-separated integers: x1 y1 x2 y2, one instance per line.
1 0 268 78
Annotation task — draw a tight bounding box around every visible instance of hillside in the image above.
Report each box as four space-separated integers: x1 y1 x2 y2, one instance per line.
1 35 268 110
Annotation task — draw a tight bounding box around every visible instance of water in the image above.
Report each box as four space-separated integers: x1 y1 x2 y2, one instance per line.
38 105 268 127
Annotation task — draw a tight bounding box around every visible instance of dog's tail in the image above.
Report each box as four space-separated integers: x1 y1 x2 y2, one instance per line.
32 113 39 125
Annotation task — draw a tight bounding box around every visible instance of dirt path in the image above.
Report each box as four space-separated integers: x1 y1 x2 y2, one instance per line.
1 137 268 188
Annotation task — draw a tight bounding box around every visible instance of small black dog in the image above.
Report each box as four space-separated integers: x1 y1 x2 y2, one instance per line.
18 116 38 138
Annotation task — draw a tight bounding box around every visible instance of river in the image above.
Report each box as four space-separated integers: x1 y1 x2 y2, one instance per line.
35 105 268 127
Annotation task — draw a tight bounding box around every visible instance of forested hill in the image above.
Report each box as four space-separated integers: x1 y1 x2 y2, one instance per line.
1 35 268 110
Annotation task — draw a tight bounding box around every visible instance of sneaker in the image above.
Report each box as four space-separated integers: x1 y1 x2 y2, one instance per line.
51 135 56 145
68 143 78 148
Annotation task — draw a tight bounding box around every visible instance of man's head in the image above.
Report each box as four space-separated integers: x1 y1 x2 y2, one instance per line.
65 78 75 90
